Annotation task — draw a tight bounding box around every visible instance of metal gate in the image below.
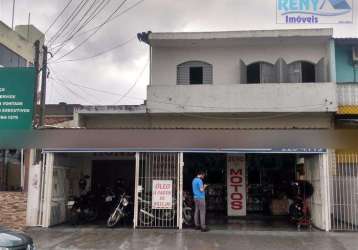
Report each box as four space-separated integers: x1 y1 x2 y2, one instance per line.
134 152 183 229
330 152 358 231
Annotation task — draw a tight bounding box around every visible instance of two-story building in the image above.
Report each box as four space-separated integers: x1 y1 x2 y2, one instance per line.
30 28 354 232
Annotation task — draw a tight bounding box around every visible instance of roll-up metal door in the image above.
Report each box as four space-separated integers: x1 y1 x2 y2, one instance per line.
135 152 183 229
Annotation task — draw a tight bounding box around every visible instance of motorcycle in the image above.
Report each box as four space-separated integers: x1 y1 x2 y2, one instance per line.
137 192 193 227
138 194 176 226
182 191 194 226
67 192 98 225
106 193 132 228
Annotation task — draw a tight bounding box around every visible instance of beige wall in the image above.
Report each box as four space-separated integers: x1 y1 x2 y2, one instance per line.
80 113 333 129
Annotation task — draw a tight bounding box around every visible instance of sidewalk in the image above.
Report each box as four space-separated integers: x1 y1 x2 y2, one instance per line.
26 227 358 250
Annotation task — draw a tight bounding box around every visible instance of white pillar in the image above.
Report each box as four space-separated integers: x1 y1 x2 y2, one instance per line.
133 152 140 229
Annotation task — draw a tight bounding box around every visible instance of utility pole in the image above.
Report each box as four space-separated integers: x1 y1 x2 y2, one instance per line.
39 45 48 127
32 40 40 128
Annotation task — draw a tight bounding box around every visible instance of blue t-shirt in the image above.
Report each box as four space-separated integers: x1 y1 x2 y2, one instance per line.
192 177 205 200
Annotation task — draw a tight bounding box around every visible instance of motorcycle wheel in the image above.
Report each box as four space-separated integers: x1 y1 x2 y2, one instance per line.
182 207 193 226
85 208 98 223
138 211 154 226
70 208 79 226
107 209 122 228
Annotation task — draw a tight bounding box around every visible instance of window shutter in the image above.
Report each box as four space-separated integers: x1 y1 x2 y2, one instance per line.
275 58 288 83
240 60 247 84
260 63 276 83
315 58 326 82
288 61 302 83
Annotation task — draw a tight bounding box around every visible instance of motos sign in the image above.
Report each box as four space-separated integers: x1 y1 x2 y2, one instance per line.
276 0 353 24
227 155 246 216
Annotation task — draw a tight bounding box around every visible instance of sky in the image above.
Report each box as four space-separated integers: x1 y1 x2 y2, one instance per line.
0 0 357 105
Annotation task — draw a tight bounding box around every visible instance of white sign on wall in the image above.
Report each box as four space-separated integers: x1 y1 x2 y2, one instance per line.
152 180 173 209
227 154 246 216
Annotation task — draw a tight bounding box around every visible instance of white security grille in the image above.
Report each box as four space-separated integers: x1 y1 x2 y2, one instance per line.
135 152 182 229
177 61 213 85
337 84 358 106
330 153 358 231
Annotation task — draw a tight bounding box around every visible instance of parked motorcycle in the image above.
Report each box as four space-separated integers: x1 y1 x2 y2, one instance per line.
288 181 314 230
106 193 132 227
182 191 194 226
67 192 98 225
138 194 176 226
67 176 98 225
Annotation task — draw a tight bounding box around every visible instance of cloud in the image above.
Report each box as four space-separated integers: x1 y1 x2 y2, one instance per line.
3 0 357 105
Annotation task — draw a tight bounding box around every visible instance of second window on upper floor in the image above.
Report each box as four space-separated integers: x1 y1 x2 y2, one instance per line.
177 61 213 85
241 58 325 84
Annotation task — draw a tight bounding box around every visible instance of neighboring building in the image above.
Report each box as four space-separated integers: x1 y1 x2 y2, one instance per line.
335 38 358 127
29 28 350 232
0 21 44 67
36 102 82 128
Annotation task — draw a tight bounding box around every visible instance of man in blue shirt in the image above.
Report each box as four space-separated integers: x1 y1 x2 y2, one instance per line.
192 170 209 232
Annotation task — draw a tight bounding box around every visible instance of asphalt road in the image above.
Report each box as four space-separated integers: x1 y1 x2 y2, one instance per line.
26 227 358 250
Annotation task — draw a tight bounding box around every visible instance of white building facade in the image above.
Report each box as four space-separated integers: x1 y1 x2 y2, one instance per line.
30 29 353 232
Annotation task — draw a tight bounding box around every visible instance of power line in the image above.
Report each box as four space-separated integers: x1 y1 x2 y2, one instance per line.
70 0 146 41
47 0 88 46
53 0 129 62
49 0 112 50
51 78 100 105
50 36 136 64
44 0 73 35
113 61 149 105
51 0 112 56
51 0 98 54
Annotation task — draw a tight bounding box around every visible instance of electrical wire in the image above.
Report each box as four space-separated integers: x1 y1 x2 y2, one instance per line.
47 0 88 46
64 0 146 41
51 0 98 54
44 0 74 35
51 78 100 105
51 0 112 56
52 0 129 62
50 36 136 64
112 61 149 105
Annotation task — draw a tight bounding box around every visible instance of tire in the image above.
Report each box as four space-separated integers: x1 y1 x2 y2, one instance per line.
70 208 79 226
107 208 122 228
139 211 154 226
85 207 98 223
182 207 193 226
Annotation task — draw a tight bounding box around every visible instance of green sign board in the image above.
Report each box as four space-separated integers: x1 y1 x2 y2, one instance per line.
0 67 35 129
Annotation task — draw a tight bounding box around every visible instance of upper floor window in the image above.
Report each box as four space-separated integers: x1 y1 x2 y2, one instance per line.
247 62 276 84
288 61 316 83
240 58 326 84
177 61 213 85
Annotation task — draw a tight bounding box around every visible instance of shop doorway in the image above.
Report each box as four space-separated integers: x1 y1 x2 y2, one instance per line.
183 153 319 230
39 153 136 228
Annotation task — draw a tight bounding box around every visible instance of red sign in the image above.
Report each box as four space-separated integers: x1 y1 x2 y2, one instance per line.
227 155 246 216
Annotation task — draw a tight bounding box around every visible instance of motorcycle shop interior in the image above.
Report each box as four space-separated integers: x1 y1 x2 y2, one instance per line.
29 151 327 231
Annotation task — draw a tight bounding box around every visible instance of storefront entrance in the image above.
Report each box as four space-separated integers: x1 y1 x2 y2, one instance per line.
183 153 325 230
30 150 330 231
